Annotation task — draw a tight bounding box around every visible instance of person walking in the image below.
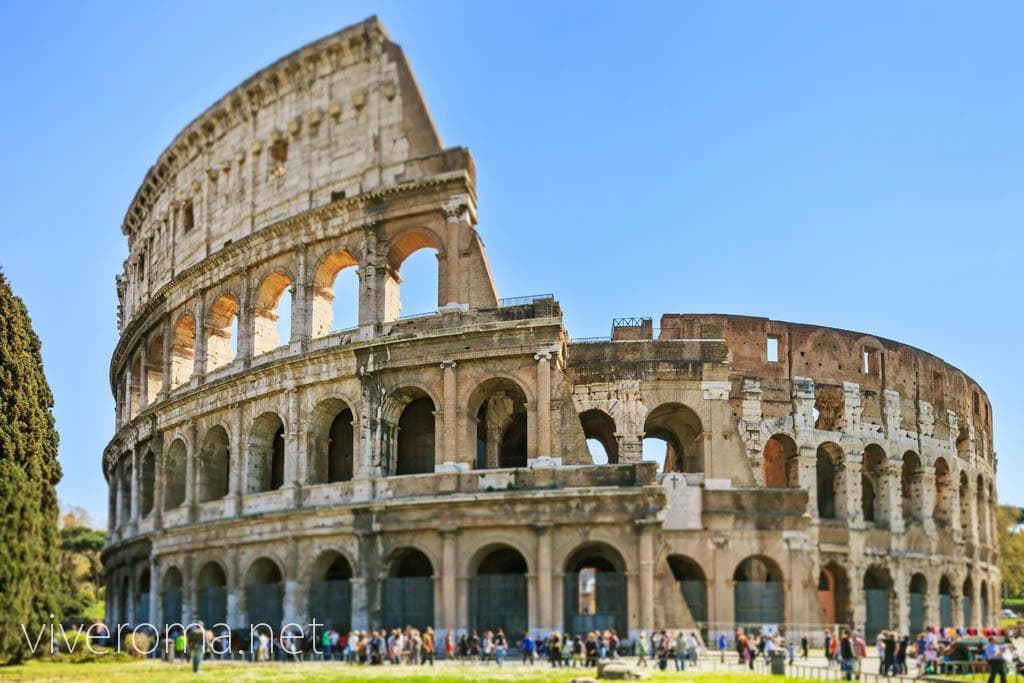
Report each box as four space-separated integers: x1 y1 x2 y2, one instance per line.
718 632 727 663
548 632 563 668
636 631 649 668
673 631 687 671
984 637 1007 683
521 632 536 665
494 629 507 668
186 622 208 674
838 630 855 681
800 634 809 660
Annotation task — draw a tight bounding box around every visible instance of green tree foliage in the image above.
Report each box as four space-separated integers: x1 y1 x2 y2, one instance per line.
0 271 62 664
57 507 106 623
997 505 1024 599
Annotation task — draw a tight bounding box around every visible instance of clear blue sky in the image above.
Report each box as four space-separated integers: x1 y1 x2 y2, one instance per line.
1 1 1021 525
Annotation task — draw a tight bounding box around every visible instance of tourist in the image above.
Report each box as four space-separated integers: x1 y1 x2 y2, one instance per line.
673 631 687 671
824 629 833 666
548 631 563 668
800 634 809 660
882 630 897 676
521 631 536 664
718 632 728 663
838 630 855 681
852 631 867 677
186 622 209 674
585 632 599 667
422 627 435 665
656 630 670 671
984 636 1007 683
570 634 584 667
896 634 908 675
494 629 507 667
686 631 700 667
636 631 649 667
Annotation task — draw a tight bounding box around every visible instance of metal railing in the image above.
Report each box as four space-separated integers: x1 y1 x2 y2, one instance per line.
612 316 652 327
498 293 554 307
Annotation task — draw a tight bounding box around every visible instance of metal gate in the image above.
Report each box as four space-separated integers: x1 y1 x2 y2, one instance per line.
470 574 527 638
865 589 889 641
733 582 783 626
198 586 227 625
246 583 283 629
563 572 627 637
909 592 925 635
162 589 182 626
679 580 707 624
383 577 434 628
962 595 972 626
309 580 352 632
939 594 952 626
135 592 150 624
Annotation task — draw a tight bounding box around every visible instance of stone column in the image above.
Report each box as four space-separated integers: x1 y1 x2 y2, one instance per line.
920 468 937 535
192 296 207 381
637 521 656 633
291 248 309 344
797 446 818 517
149 557 161 628
226 551 241 629
226 404 244 517
534 524 553 635
185 420 198 523
534 350 552 460
125 362 135 421
284 388 301 506
151 434 164 530
161 317 173 397
885 462 904 533
139 345 149 410
182 556 194 625
964 478 978 546
441 528 458 635
443 202 465 306
894 564 909 635
283 539 301 625
237 271 253 363
843 452 864 524
440 361 459 468
130 447 140 529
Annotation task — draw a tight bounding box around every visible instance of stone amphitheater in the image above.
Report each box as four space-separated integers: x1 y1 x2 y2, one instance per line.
102 17 1000 644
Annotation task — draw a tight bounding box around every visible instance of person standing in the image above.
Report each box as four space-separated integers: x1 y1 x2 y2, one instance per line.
521 632 535 665
800 634 809 660
838 631 855 681
718 632 728 663
984 637 1006 683
636 631 649 668
673 631 687 671
494 629 507 668
186 622 208 674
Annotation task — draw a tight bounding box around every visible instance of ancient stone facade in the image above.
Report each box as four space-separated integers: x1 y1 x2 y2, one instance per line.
102 17 1000 644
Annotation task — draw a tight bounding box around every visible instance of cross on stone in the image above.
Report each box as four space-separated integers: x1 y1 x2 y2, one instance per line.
669 473 681 489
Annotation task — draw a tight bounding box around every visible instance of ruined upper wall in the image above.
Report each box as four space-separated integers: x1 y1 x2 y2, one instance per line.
117 16 464 332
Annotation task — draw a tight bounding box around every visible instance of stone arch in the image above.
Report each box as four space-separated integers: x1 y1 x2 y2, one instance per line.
642 402 704 474
933 457 952 527
818 561 851 626
146 334 164 402
962 576 974 626
246 411 286 494
383 547 434 628
170 313 195 389
308 397 355 484
469 544 529 638
162 439 187 510
197 425 230 503
733 555 784 626
195 561 227 625
311 249 360 337
901 451 924 525
861 444 887 525
385 387 436 476
140 448 156 517
160 566 183 626
253 269 294 355
309 550 354 631
206 293 239 371
666 555 708 628
909 572 927 634
245 557 284 629
580 408 619 464
467 376 530 470
384 227 445 322
763 433 799 489
863 565 893 640
938 574 953 626
563 542 628 637
816 442 845 519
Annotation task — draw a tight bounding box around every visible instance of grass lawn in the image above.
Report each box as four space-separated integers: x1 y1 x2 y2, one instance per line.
0 660 834 683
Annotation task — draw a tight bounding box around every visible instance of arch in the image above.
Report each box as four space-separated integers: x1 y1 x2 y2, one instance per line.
817 561 851 627
643 402 704 474
939 575 953 626
816 442 844 519
161 566 183 626
580 409 619 464
980 580 989 626
901 451 924 525
309 551 353 631
763 434 799 489
390 390 436 476
383 548 434 628
139 449 155 517
468 377 529 470
163 439 187 510
146 334 164 403
962 576 974 626
246 412 285 494
206 294 239 371
909 573 927 634
170 314 196 389
863 565 893 640
197 425 230 503
195 561 227 625
933 457 952 527
245 557 284 629
135 567 151 624
667 555 707 629
253 270 293 355
311 250 359 337
309 398 355 484
469 545 529 638
861 444 887 525
384 228 444 322
563 543 628 637
733 555 784 626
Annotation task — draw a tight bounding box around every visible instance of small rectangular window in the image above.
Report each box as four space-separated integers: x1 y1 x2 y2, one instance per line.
862 346 881 377
766 336 780 363
330 190 346 203
182 200 195 233
138 253 145 282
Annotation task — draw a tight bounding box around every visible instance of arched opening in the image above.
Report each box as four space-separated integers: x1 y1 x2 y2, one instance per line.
384 230 441 321
245 558 284 629
309 552 353 632
470 546 528 638
135 568 151 624
817 562 851 627
253 272 293 355
196 562 227 626
901 452 924 525
197 426 230 503
170 315 195 389
146 335 164 403
959 472 970 538
980 580 989 626
861 445 887 525
311 250 359 336
667 555 707 632
391 392 435 476
863 565 893 640
934 458 951 527
206 294 239 371
816 442 844 519
469 379 528 470
246 412 285 494
643 403 703 474
163 439 187 510
962 577 974 626
939 576 953 626
580 409 618 465
909 573 927 634
119 461 132 525
563 543 628 637
763 434 799 488
733 556 784 627
383 549 434 628
308 399 355 484
161 567 183 627
140 449 155 517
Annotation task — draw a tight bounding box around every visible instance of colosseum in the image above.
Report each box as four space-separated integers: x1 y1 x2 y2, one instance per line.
102 17 1001 646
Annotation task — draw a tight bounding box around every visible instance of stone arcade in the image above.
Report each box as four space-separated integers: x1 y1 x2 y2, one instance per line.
103 17 1000 644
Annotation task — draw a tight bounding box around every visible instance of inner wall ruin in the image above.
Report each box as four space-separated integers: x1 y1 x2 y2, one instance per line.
102 17 999 643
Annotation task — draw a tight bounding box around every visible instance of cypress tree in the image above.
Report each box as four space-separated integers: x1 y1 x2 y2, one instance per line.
0 270 62 664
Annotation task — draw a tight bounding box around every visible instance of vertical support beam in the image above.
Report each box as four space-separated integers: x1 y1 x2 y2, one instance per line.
151 434 164 530
139 343 149 410
227 550 241 629
149 556 161 628
440 361 459 468
534 523 552 635
161 317 173 397
534 350 552 459
844 452 864 525
226 403 244 517
192 296 207 382
291 248 309 344
894 563 909 635
284 387 301 506
185 420 197 523
885 462 904 533
237 269 253 363
441 528 457 637
637 520 655 633
797 446 818 518
130 446 140 529
283 538 301 625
